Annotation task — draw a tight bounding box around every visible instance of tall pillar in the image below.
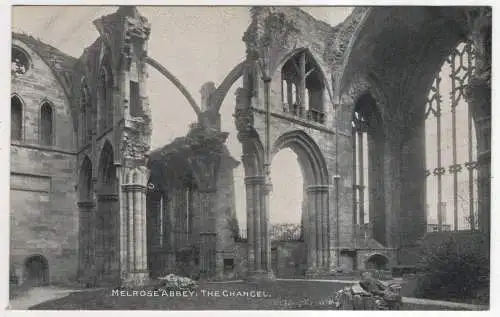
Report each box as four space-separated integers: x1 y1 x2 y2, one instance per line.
384 133 403 249
305 185 330 277
466 82 490 235
77 201 96 285
122 166 150 286
245 176 274 280
96 193 120 283
465 7 491 236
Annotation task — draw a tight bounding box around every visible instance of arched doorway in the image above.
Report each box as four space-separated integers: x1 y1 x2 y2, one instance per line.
271 130 330 276
365 254 389 270
24 255 49 286
270 148 305 277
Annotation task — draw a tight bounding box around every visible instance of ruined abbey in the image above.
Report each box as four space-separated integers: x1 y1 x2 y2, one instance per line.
10 6 491 286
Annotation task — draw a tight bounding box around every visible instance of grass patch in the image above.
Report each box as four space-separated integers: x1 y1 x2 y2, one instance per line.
28 280 482 310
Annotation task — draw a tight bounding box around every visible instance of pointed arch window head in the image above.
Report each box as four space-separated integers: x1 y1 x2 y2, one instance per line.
40 102 53 146
98 66 113 132
12 47 30 76
80 82 92 144
425 40 478 232
351 93 385 244
281 50 325 124
11 95 23 141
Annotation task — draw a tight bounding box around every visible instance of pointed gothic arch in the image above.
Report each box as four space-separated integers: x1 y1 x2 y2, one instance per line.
279 49 327 123
271 130 329 186
80 79 93 145
39 100 54 146
11 94 24 141
97 59 114 133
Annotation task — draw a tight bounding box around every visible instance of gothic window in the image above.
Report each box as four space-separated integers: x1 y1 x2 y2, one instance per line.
11 95 23 141
352 109 370 225
80 82 92 145
281 50 325 123
352 94 385 244
98 68 111 132
39 102 53 146
425 41 478 232
174 184 195 248
11 47 30 76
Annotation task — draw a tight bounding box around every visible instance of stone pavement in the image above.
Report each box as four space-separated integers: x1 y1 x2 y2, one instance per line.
7 286 90 310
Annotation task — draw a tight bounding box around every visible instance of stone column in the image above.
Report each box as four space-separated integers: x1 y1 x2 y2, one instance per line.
166 194 176 272
305 185 330 277
245 176 274 280
96 193 120 282
466 81 491 235
146 190 160 276
77 201 96 284
399 115 426 246
465 7 491 235
384 133 403 249
122 167 150 286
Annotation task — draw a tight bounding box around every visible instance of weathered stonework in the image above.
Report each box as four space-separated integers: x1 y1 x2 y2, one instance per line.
10 6 490 285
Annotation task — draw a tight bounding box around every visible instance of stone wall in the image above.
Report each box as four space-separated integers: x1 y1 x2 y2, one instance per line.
272 241 307 278
10 38 78 285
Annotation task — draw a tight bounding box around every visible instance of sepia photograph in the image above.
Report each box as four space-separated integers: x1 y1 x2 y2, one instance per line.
5 3 492 311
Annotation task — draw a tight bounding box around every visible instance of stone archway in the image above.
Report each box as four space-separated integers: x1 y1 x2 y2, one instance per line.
365 253 389 270
271 130 330 277
24 255 49 286
336 7 491 250
95 141 119 284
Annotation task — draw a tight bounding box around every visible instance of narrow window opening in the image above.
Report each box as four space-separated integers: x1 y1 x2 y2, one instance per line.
40 102 53 146
11 96 23 141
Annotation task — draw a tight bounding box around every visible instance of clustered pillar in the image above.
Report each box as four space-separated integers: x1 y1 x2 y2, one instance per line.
305 185 330 277
245 175 274 280
122 167 149 286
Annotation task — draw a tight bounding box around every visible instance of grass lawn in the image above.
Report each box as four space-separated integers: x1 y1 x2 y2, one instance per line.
29 280 475 310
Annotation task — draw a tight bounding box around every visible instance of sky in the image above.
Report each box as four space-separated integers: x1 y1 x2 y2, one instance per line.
11 6 354 229
11 5 478 231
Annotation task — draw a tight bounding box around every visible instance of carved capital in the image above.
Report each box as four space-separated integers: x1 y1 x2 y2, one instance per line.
244 175 266 185
234 108 254 133
77 201 96 210
122 183 147 193
97 193 119 202
305 184 330 193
